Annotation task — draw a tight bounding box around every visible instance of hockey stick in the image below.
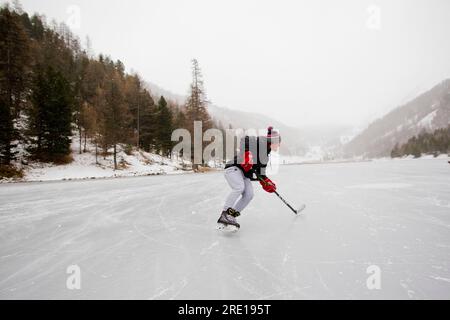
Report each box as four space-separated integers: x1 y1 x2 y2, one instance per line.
273 190 306 214
256 174 306 214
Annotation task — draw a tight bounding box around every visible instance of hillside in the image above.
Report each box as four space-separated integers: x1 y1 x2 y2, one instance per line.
391 125 450 158
344 79 450 158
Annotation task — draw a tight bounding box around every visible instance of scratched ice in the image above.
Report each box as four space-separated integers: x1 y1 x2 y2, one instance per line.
0 159 449 299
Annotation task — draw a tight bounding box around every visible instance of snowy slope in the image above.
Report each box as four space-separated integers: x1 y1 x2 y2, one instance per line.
418 110 438 129
1 158 449 299
345 79 450 158
11 138 186 183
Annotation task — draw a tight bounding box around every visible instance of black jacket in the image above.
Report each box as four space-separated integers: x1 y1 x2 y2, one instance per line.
225 136 271 180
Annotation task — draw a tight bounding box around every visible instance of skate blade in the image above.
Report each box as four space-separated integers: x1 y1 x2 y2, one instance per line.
217 223 239 232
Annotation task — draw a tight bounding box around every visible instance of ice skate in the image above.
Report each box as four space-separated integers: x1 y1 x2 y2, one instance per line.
217 208 240 231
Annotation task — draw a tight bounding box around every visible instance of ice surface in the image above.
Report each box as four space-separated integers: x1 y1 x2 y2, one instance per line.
1 159 450 299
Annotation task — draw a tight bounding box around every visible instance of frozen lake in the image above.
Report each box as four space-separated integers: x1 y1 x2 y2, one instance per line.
1 159 450 299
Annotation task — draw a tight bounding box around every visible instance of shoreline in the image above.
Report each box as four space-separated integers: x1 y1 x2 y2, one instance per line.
1 155 448 184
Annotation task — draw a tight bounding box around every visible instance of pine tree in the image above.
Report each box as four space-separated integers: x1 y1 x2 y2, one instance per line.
80 102 98 153
155 96 173 157
102 70 130 169
140 92 156 150
29 66 73 162
30 14 44 40
0 6 31 165
93 85 108 159
123 74 145 149
172 108 187 160
185 59 211 131
73 52 91 154
184 59 212 168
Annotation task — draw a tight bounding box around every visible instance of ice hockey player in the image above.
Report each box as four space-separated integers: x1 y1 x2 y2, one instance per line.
217 126 281 229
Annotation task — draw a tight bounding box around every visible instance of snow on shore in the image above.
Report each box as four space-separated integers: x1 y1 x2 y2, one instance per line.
5 139 188 183
3 135 448 183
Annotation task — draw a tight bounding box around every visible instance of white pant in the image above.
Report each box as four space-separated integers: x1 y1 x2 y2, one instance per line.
223 166 254 212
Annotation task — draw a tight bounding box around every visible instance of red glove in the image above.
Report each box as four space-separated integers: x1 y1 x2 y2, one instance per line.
241 151 253 172
260 177 276 193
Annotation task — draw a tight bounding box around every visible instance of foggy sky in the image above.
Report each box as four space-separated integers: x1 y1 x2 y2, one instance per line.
13 0 450 128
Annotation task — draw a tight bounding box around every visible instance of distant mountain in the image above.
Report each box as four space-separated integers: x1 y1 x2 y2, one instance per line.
289 124 359 160
296 124 358 148
145 82 307 156
344 79 450 158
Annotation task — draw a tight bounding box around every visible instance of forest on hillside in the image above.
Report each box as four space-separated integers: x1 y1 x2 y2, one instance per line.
0 3 220 178
391 125 450 158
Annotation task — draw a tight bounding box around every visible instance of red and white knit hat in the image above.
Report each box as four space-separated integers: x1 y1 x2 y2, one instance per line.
267 126 281 143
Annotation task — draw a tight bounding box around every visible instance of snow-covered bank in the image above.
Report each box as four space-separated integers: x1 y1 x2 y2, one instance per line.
24 149 185 182
4 136 448 183
2 139 190 183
